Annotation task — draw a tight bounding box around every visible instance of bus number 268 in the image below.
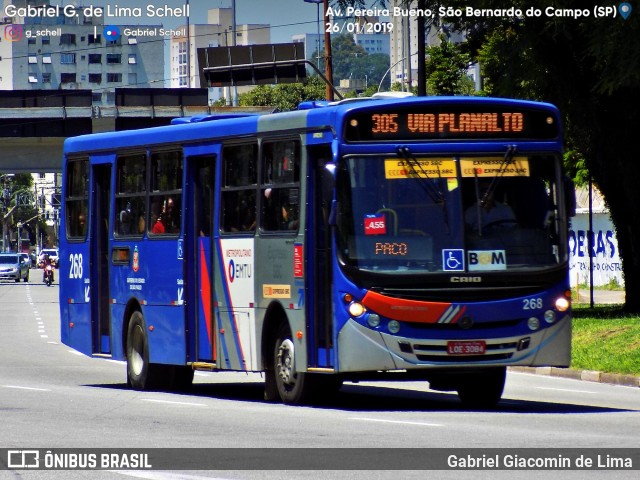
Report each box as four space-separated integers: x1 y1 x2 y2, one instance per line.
68 253 84 279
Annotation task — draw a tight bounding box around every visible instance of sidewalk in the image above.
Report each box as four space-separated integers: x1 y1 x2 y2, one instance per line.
574 289 625 305
510 366 640 388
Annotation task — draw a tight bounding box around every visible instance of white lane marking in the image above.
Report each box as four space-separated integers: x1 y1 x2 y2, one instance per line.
69 349 84 356
537 387 598 394
350 417 443 427
2 385 51 392
141 399 207 407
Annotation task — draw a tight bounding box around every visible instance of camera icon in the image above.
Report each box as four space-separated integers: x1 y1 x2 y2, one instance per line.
4 24 23 42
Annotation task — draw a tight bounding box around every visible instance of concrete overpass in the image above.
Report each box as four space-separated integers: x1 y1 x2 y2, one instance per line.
0 89 213 173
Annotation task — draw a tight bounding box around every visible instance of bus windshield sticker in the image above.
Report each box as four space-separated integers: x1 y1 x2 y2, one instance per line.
468 250 507 271
460 158 530 177
364 214 387 235
384 158 456 179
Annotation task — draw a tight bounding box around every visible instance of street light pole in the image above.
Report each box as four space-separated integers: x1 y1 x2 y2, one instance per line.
303 0 323 71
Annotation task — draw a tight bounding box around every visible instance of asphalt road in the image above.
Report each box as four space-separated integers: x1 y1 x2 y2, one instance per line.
1 280 639 480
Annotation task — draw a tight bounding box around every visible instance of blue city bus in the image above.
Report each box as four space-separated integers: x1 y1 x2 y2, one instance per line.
60 95 573 407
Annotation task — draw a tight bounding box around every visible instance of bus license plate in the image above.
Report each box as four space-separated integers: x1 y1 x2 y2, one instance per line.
447 341 486 355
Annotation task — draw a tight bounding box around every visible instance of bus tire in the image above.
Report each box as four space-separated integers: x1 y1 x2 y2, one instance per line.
273 323 314 405
456 367 506 409
126 311 163 390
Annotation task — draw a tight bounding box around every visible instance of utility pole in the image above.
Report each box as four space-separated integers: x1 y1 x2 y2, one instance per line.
323 0 334 100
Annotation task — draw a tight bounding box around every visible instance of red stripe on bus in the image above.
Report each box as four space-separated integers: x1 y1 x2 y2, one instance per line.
199 242 215 361
361 290 453 323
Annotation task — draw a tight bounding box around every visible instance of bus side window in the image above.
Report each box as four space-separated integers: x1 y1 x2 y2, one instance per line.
148 150 183 236
114 153 146 238
65 158 89 240
221 190 256 233
220 143 258 235
260 139 300 233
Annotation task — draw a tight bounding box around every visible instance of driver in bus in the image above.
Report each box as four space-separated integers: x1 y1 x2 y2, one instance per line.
465 178 516 231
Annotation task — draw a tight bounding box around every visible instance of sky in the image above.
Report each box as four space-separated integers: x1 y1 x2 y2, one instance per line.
51 0 324 43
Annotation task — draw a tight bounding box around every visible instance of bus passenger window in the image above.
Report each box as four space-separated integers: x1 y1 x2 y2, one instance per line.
115 153 146 238
148 150 183 236
65 158 89 240
220 143 258 235
262 187 299 232
221 190 256 233
260 139 300 233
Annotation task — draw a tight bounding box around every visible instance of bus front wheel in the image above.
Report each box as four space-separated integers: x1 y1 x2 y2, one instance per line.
456 367 506 409
273 323 314 405
126 311 162 390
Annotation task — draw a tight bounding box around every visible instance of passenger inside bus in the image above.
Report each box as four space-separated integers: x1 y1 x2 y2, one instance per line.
152 214 165 234
465 178 517 231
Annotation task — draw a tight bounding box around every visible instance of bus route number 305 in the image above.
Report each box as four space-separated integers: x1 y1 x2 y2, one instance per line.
68 253 84 279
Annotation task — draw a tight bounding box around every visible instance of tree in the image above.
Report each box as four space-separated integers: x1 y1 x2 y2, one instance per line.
0 173 43 251
311 34 391 90
425 35 473 95
329 34 368 83
237 77 327 112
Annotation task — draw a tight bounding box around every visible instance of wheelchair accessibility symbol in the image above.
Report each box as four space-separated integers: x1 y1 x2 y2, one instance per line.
443 249 465 271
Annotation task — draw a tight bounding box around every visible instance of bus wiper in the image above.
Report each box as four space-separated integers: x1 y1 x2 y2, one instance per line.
397 146 445 205
397 146 450 234
480 145 517 208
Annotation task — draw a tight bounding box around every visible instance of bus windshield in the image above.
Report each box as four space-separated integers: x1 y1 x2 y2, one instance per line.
336 154 565 274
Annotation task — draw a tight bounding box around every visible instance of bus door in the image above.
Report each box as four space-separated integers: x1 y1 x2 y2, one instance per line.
184 155 216 364
90 163 112 355
310 146 336 368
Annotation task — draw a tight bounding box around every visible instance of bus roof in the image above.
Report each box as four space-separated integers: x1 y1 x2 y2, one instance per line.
63 96 560 156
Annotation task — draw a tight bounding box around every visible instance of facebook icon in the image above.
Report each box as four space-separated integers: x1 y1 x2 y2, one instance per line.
443 249 465 272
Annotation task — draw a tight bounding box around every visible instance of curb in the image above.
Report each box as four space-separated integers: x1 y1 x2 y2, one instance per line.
508 366 640 388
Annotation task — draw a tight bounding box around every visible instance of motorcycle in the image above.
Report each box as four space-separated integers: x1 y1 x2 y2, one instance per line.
44 265 54 286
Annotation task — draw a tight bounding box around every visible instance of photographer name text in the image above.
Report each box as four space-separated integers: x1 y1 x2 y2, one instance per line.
4 4 189 19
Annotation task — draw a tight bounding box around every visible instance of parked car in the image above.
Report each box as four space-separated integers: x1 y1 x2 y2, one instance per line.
38 248 59 268
18 253 31 269
0 253 30 282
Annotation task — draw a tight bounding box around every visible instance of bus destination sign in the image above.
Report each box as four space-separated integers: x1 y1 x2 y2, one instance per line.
344 105 559 142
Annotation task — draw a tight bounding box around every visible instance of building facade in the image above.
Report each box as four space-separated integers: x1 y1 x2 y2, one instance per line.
0 0 165 105
169 8 270 103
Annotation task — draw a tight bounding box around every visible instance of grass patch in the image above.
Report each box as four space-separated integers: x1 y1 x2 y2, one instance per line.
571 305 640 376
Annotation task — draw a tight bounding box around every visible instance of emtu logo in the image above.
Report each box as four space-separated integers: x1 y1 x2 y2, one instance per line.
103 25 121 41
4 24 23 42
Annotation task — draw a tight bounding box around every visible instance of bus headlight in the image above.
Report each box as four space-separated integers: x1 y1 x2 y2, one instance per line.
544 310 556 324
388 320 401 334
348 302 366 317
527 317 541 331
555 296 571 312
367 314 381 328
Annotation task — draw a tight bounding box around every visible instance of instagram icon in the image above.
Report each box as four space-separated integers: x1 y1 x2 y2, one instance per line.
4 24 23 42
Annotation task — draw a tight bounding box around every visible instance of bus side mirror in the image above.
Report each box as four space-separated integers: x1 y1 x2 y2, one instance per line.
564 176 576 217
319 162 337 225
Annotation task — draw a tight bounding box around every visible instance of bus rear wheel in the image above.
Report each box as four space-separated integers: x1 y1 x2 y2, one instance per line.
456 367 506 409
126 311 163 390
